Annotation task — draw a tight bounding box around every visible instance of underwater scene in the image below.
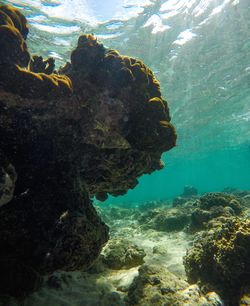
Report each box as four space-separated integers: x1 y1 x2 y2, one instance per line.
0 0 250 305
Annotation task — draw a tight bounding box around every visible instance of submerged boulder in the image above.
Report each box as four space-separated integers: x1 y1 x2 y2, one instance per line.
181 185 198 198
172 186 198 207
189 192 243 232
139 207 191 232
137 192 244 234
0 4 176 298
184 217 250 305
198 192 242 214
102 239 146 269
126 264 222 306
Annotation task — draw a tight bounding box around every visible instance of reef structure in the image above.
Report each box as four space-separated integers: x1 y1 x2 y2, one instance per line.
184 217 250 306
0 4 176 297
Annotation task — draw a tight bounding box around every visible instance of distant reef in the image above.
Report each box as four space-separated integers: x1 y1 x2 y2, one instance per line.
0 4 176 297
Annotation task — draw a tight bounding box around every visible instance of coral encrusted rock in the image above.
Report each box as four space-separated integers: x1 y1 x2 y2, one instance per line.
0 4 29 39
189 192 243 232
139 207 191 232
0 4 176 298
126 264 222 306
184 218 250 305
198 192 242 214
102 239 146 269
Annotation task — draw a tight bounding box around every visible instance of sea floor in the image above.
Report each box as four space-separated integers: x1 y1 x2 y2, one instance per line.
19 222 192 306
4 189 250 306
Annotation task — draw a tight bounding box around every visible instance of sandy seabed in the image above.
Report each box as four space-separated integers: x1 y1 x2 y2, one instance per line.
3 190 250 306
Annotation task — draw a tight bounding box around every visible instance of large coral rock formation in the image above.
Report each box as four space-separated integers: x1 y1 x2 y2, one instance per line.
0 166 108 297
58 34 176 198
184 218 250 305
0 4 176 298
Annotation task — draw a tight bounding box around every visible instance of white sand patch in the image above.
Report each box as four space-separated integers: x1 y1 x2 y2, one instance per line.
124 230 191 278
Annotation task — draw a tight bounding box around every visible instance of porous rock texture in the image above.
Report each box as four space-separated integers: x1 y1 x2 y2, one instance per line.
139 207 191 232
137 192 244 233
184 217 250 306
0 4 176 298
189 192 243 232
126 264 223 306
101 239 146 269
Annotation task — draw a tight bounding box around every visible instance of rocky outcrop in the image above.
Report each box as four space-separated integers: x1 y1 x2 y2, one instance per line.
198 192 242 213
0 4 176 297
134 192 245 235
139 207 191 232
184 218 250 306
172 186 198 207
189 192 243 232
181 185 198 198
126 264 222 306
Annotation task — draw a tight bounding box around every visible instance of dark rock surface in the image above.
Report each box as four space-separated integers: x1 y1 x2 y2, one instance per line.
0 151 16 207
0 5 176 298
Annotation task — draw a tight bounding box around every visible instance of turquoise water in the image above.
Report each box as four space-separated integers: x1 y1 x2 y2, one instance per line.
5 0 250 203
113 145 250 203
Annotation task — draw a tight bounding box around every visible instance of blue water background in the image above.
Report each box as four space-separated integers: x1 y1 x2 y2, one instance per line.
109 144 250 203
